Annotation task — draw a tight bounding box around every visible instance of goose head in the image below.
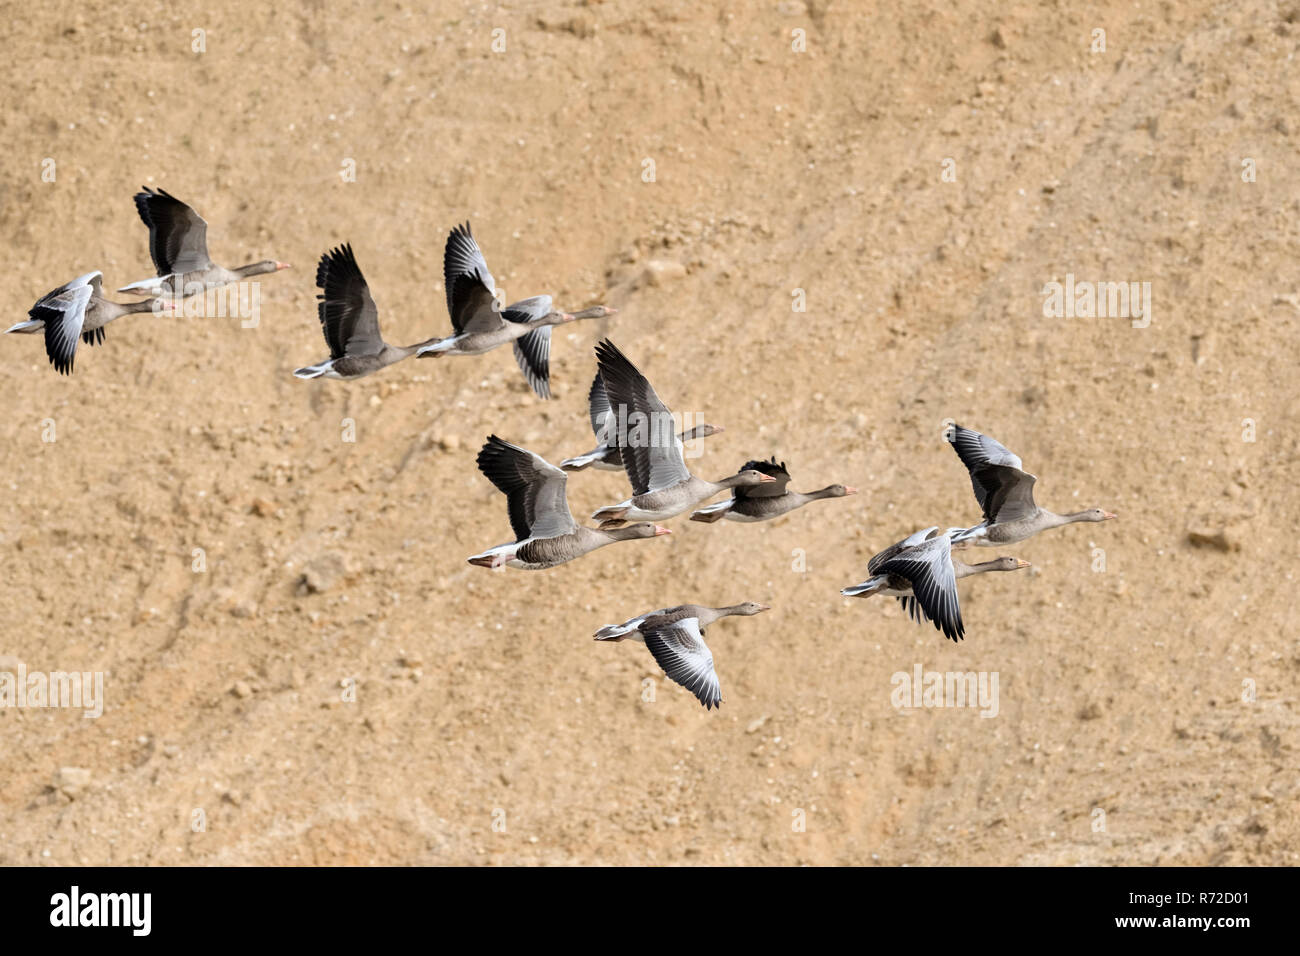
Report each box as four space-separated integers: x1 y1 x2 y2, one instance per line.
569 305 618 321
606 522 672 540
237 260 292 278
818 484 857 498
724 469 779 489
988 557 1031 571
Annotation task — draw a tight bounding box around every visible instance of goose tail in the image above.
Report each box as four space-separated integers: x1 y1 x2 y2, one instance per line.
293 362 331 379
690 500 733 523
841 576 888 598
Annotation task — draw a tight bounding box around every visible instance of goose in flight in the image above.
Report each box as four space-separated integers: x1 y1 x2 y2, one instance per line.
416 222 615 399
595 602 770 709
294 244 441 379
467 435 671 570
841 527 1028 642
119 187 289 298
7 272 174 375
690 456 856 523
946 424 1115 546
589 339 775 526
561 373 724 471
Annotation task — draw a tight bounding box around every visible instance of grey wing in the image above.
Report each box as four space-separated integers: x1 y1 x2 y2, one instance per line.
315 244 384 358
33 272 98 375
587 374 614 442
641 618 722 710
948 425 1038 522
594 339 690 496
512 325 552 399
983 470 1039 523
132 187 214 275
501 295 552 323
949 425 1025 471
444 222 502 334
868 526 938 574
876 535 964 642
475 435 576 541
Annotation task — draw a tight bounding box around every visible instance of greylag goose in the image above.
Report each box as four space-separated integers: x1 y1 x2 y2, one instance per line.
119 187 288 298
589 339 775 526
467 435 671 569
6 272 173 375
840 527 1028 642
690 456 856 522
415 222 615 399
561 373 724 471
595 602 770 709
947 425 1116 546
294 244 439 380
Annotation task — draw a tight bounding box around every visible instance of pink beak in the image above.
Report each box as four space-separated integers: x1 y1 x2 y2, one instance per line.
1102 511 1118 519
275 262 292 271
653 525 672 536
844 486 859 495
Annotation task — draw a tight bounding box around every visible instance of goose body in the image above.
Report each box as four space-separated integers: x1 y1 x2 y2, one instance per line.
690 457 856 523
561 374 722 471
588 340 775 525
119 187 288 299
467 435 671 570
415 222 615 398
946 424 1115 546
841 528 1028 642
7 272 172 375
595 602 770 709
594 601 769 641
294 244 436 380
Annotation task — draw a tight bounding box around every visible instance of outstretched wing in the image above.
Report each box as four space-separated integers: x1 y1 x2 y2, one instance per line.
595 339 690 496
443 222 502 334
512 327 552 399
315 244 384 359
475 435 576 542
587 373 614 443
132 187 214 276
642 618 722 710
31 272 100 375
947 424 1039 524
868 526 939 574
876 534 964 642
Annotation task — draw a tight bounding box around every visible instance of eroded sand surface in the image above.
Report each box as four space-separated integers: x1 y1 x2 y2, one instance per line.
0 1 1296 864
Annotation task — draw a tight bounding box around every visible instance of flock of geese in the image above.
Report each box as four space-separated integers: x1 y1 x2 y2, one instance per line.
7 189 1117 710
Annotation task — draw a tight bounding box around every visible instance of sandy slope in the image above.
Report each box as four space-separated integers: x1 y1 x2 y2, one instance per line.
0 0 1296 865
